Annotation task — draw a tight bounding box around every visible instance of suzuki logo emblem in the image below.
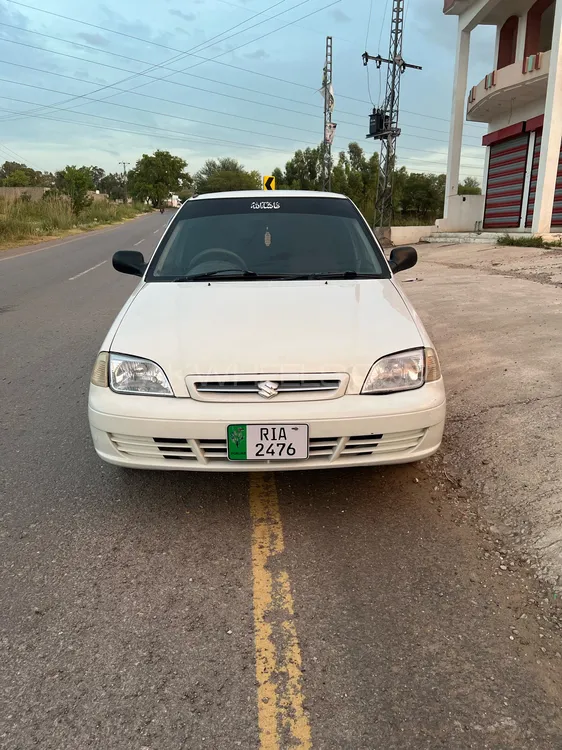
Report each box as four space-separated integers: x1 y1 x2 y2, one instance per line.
257 380 279 399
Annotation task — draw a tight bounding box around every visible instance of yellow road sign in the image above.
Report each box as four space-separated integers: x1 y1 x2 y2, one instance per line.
263 175 275 191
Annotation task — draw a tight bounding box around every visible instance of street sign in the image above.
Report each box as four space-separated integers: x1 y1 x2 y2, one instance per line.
263 175 275 191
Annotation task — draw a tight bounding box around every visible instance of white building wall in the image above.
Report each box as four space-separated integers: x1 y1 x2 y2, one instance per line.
443 0 562 234
485 99 546 133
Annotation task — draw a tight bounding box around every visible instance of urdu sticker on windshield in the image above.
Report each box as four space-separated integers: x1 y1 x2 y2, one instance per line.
250 201 281 210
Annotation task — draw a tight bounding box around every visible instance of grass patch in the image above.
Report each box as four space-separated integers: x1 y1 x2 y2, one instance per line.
497 233 562 248
0 195 152 248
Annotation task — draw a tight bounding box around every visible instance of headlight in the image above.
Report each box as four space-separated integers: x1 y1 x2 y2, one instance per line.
361 348 441 394
108 353 174 396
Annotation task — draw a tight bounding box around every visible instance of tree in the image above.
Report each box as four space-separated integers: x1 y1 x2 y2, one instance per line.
3 169 31 187
128 150 190 206
458 176 481 195
283 147 323 190
271 167 285 189
272 142 381 225
194 158 260 194
89 166 106 191
99 172 126 201
55 165 94 214
272 144 450 224
396 172 446 222
0 160 42 186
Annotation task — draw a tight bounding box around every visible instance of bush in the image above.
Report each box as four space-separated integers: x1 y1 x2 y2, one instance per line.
0 195 151 246
497 234 545 247
496 234 562 248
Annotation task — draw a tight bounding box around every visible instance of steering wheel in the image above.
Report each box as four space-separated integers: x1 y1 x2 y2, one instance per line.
187 248 248 271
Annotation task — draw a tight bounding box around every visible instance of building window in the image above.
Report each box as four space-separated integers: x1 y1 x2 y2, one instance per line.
539 2 555 52
525 0 555 57
497 16 518 69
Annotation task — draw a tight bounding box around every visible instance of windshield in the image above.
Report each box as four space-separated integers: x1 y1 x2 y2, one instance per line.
146 196 390 281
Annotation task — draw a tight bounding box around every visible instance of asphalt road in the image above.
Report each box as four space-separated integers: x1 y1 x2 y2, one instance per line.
2 214 562 750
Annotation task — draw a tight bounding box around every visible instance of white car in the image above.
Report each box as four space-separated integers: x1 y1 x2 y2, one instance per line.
88 190 445 471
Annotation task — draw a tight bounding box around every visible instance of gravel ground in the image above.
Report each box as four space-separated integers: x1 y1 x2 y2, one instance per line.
408 242 562 588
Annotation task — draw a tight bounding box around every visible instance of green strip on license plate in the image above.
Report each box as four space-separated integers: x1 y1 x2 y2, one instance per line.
227 424 247 460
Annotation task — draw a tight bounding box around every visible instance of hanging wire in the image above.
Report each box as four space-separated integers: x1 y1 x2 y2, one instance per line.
365 0 375 104
377 0 391 107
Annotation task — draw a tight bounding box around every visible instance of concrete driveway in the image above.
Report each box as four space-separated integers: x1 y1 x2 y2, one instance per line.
407 242 562 585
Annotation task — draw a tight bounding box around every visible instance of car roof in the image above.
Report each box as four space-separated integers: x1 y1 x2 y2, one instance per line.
190 190 348 201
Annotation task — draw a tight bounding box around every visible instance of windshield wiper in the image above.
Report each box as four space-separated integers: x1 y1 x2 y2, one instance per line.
271 271 383 280
172 269 258 281
171 270 382 282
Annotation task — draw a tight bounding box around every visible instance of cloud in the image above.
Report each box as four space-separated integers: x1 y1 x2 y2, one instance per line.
332 9 351 23
243 49 269 61
77 32 110 47
169 9 196 22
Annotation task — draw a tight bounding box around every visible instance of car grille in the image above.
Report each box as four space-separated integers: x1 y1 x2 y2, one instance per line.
186 374 348 402
109 429 426 465
195 379 341 394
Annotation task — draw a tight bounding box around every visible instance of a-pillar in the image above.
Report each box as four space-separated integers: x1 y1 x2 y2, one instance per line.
444 21 471 219
532 0 562 234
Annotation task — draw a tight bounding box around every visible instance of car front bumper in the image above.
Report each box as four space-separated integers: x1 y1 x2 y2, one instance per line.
88 381 446 471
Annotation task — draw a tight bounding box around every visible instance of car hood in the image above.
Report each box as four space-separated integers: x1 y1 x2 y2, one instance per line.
110 279 424 395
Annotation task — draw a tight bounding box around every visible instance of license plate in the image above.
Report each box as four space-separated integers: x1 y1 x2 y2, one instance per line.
227 424 309 461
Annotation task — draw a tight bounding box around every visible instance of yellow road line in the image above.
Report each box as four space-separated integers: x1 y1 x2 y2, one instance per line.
249 474 312 750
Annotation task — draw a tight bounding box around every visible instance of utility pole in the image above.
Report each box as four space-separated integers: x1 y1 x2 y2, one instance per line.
120 161 130 204
321 36 336 192
363 0 421 236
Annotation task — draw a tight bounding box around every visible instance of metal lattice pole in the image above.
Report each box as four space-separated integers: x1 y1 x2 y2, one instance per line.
322 36 333 192
377 0 403 231
363 0 421 235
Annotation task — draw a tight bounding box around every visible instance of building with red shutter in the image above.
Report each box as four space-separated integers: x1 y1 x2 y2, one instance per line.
442 0 561 235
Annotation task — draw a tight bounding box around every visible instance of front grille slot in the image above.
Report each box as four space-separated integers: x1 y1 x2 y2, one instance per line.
109 429 427 465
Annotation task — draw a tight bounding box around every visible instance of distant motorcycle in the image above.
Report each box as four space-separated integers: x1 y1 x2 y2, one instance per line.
159 207 165 214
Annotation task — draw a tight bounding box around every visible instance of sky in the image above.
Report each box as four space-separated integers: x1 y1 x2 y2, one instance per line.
0 0 495 182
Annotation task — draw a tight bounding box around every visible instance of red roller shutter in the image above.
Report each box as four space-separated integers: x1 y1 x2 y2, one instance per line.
483 133 529 229
525 130 541 228
552 138 562 226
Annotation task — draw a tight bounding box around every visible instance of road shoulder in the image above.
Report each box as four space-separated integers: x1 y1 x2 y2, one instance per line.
0 211 155 259
408 241 562 589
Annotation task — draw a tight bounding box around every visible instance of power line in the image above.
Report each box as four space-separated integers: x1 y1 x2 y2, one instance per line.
4 0 345 105
396 158 483 170
0 50 340 122
0 37 479 145
214 0 349 39
0 75 326 139
0 69 487 159
0 88 484 172
70 0 339 118
364 0 375 105
0 51 484 149
0 0 338 124
0 140 40 169
0 0 302 120
0 0 485 132
0 91 322 148
398 146 483 163
0 104 293 154
0 82 324 146
5 0 350 53
0 105 480 181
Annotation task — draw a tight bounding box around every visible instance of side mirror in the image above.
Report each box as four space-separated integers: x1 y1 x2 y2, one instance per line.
389 246 417 274
112 250 146 277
